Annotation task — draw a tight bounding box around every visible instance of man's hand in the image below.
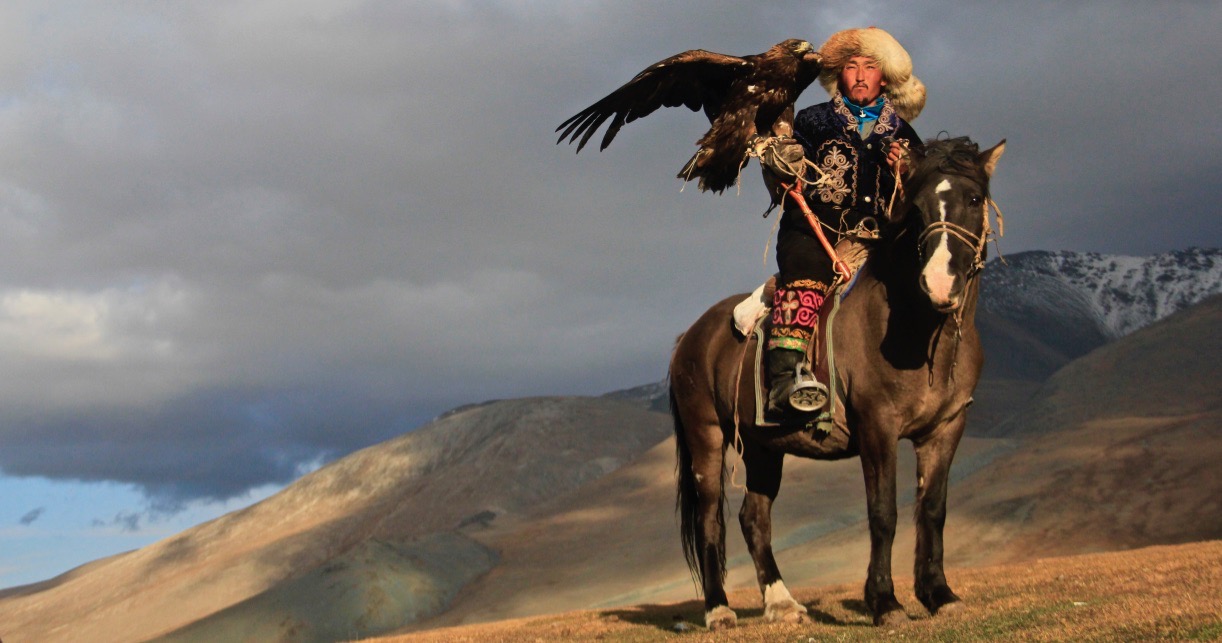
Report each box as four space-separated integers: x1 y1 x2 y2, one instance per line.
756 136 808 203
885 139 910 175
758 136 806 182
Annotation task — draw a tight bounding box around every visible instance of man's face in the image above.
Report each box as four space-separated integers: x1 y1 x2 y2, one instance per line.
839 56 886 104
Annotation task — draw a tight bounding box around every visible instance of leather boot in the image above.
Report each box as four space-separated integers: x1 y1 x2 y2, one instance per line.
767 348 829 414
766 348 803 414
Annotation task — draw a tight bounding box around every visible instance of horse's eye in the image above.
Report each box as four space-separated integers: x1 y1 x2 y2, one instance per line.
969 195 983 206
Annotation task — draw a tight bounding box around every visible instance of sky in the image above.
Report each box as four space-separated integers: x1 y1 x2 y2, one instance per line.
0 0 1219 588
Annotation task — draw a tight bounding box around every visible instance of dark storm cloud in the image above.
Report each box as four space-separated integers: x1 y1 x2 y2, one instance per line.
0 1 1216 503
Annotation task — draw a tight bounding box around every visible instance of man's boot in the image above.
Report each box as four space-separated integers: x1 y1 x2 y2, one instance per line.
767 348 829 415
766 348 800 415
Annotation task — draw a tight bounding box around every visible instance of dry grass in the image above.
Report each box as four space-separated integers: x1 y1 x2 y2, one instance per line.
365 540 1222 642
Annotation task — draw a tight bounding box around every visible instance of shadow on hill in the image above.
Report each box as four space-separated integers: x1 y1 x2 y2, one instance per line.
603 599 727 632
603 596 881 632
797 598 878 628
0 553 129 601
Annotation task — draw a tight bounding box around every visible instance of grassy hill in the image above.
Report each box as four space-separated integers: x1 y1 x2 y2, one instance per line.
367 540 1222 642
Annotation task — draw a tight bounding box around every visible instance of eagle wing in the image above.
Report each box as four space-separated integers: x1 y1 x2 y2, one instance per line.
556 49 753 153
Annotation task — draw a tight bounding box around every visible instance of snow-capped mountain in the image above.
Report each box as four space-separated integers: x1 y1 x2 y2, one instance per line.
609 248 1222 396
982 247 1221 340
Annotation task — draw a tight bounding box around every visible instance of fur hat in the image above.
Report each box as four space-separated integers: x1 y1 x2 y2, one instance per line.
817 27 926 121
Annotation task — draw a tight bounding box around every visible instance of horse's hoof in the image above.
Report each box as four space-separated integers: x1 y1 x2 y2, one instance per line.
934 599 965 616
874 608 910 627
705 605 738 630
920 585 964 615
764 598 809 624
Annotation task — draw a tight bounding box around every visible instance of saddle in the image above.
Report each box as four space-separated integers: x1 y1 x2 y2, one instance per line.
733 238 871 430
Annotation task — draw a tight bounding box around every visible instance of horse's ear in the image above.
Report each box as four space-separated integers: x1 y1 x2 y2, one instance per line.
979 139 1006 177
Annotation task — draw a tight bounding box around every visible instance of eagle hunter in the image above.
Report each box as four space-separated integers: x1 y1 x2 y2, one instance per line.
556 39 824 193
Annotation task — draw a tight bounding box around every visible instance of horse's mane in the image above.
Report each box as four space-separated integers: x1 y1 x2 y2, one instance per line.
907 136 990 197
873 136 990 274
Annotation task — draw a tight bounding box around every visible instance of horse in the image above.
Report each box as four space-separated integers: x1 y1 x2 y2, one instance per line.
669 136 1006 629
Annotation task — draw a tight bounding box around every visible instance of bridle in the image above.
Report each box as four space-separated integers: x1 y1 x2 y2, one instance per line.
917 217 989 278
886 142 1006 383
908 179 1005 384
912 181 1004 281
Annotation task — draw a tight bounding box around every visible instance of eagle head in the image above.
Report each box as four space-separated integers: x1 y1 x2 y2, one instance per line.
781 39 814 57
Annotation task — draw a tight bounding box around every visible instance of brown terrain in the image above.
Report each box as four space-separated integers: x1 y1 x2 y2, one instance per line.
0 297 1217 642
368 540 1222 642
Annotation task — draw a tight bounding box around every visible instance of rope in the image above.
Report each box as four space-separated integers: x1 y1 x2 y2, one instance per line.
918 220 988 274
762 211 782 269
752 136 842 273
987 197 1007 264
948 306 964 385
726 331 753 491
886 164 905 221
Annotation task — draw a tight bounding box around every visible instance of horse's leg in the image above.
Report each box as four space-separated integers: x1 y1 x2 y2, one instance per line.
738 440 808 624
860 428 908 626
685 420 736 630
913 419 967 616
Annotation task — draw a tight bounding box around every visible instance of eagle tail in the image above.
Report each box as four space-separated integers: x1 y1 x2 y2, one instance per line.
677 147 750 194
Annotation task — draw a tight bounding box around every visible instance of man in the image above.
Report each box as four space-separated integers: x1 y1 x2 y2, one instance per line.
765 27 926 415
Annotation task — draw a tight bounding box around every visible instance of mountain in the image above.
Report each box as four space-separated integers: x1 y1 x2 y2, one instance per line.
994 293 1221 437
968 248 1220 434
600 379 668 413
607 248 1222 425
0 249 1218 642
977 247 1221 380
0 397 671 643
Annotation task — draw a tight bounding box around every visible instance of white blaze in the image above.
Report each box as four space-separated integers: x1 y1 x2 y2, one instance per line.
923 180 956 304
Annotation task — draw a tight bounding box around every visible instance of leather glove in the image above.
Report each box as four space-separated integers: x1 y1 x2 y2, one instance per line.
757 137 806 184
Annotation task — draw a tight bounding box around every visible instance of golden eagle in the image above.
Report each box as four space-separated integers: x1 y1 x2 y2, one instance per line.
556 39 823 193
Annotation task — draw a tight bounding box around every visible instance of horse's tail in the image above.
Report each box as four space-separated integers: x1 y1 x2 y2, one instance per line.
670 377 724 591
671 381 702 587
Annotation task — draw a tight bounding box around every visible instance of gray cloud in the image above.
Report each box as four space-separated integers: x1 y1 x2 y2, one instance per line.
0 1 1217 503
19 507 44 526
92 511 142 533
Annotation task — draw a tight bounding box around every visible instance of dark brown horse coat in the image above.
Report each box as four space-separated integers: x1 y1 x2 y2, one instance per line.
669 137 1005 629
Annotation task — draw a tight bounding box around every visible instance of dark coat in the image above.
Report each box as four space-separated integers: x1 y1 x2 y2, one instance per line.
782 93 919 239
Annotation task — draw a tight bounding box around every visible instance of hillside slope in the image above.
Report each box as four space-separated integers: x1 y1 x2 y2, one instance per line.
970 250 1219 436
0 397 671 643
1 255 1217 643
371 540 1222 642
401 295 1222 633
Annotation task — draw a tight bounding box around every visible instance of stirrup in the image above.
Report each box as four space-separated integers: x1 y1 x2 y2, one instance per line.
788 361 828 412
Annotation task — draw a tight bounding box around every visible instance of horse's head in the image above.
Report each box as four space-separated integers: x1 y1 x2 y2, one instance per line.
901 137 1005 313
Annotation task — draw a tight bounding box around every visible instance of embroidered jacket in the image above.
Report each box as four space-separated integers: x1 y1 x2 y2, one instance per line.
781 93 919 239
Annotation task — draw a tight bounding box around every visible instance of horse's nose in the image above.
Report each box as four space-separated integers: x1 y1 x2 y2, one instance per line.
920 273 961 312
933 295 961 313
921 256 960 310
